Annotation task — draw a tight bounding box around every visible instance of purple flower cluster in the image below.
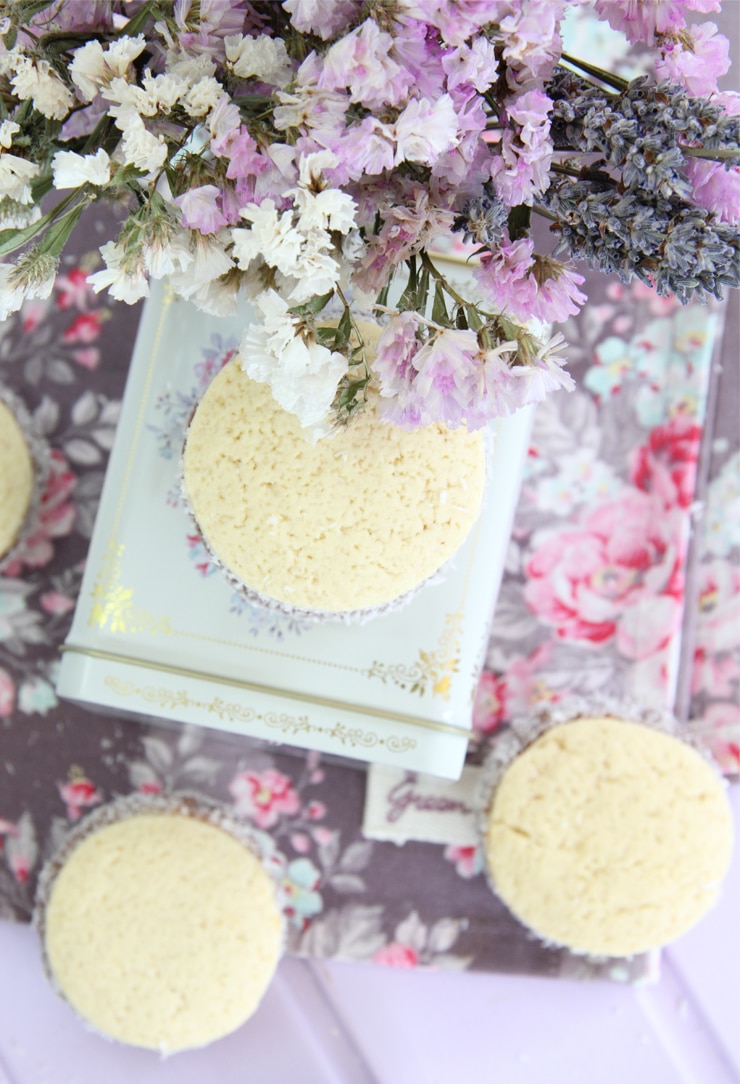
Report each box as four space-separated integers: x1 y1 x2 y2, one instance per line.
0 0 737 434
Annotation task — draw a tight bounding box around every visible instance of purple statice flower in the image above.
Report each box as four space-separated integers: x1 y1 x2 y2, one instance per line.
212 126 268 181
714 91 740 117
434 85 491 192
398 1 510 48
352 185 454 294
499 0 569 88
453 181 509 246
593 0 690 45
282 0 363 40
394 94 460 168
686 159 740 224
373 311 425 399
274 53 349 144
376 325 482 430
528 261 587 323
489 89 553 206
175 185 230 234
442 36 499 93
656 22 730 97
410 328 483 427
475 235 536 310
39 0 114 32
392 18 447 100
475 237 586 323
505 334 575 404
172 0 248 63
318 19 413 109
248 143 298 210
329 117 395 183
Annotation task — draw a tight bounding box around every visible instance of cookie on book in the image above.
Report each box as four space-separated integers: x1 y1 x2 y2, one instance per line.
181 323 486 619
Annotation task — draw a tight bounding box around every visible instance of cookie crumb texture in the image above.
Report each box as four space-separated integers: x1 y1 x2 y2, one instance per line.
43 814 283 1053
183 361 486 612
485 717 734 956
0 399 33 559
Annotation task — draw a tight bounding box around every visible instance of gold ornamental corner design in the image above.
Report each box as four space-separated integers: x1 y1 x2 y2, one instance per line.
89 542 172 636
103 675 417 753
365 611 463 700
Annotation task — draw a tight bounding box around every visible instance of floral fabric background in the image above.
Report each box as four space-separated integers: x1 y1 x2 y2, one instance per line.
0 204 737 984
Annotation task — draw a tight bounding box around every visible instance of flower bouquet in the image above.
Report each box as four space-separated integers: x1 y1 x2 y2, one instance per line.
0 0 737 437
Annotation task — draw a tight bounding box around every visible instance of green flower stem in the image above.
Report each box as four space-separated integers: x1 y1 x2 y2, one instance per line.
37 200 88 257
559 53 628 92
335 284 368 373
118 0 159 37
0 189 80 259
679 145 740 160
419 250 469 310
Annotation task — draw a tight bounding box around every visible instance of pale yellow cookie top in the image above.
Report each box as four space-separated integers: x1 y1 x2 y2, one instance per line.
484 716 734 957
43 813 283 1053
0 398 33 560
182 350 486 613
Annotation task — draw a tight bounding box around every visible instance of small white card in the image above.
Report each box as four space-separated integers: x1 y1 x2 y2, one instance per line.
362 764 482 846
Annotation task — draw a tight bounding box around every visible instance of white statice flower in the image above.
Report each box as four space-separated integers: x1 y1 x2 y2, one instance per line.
232 200 303 277
87 240 150 304
0 120 19 150
286 233 341 302
10 56 75 120
52 148 111 189
164 52 216 85
290 150 357 234
190 277 240 317
0 256 57 321
224 34 293 87
141 226 193 279
182 77 224 117
70 35 147 101
115 107 168 172
103 71 187 118
294 187 356 233
297 149 338 188
167 231 234 299
393 94 459 166
207 95 241 140
240 289 347 431
0 154 40 204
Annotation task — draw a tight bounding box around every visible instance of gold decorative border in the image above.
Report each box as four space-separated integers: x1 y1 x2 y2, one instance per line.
366 612 463 700
89 542 172 635
63 642 470 740
103 674 417 752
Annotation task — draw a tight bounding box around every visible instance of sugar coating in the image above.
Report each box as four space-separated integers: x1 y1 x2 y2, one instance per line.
0 399 33 559
484 716 734 957
182 359 486 612
43 813 283 1053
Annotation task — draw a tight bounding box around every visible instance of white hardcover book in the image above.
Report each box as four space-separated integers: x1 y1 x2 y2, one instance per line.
57 280 532 779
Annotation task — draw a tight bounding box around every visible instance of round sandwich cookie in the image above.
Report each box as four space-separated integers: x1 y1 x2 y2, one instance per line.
0 385 44 568
181 323 487 620
35 793 285 1054
478 700 734 957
